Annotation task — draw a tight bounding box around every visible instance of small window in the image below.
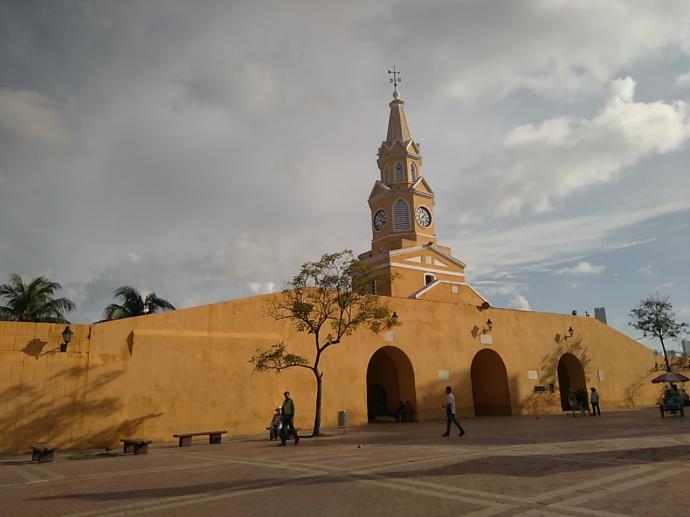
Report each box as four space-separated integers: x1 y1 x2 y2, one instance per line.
394 161 404 182
383 165 390 185
425 274 435 285
393 198 411 231
410 162 417 181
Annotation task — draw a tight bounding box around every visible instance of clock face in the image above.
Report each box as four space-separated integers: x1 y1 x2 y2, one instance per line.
415 206 432 228
373 209 387 231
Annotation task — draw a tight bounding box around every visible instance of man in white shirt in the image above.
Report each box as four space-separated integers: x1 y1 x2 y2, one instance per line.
590 387 601 416
441 386 466 437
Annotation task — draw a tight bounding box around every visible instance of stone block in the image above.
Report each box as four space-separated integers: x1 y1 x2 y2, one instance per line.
20 366 35 382
14 322 28 336
9 364 23 382
0 335 14 351
32 366 50 381
1 351 24 364
34 324 50 338
0 363 12 381
5 396 31 414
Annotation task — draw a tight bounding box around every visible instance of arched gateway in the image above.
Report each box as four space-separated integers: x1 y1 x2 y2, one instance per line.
470 349 512 416
366 346 417 422
557 353 587 411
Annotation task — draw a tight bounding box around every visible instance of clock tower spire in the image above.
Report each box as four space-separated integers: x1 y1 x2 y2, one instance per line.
370 85 436 253
358 78 488 307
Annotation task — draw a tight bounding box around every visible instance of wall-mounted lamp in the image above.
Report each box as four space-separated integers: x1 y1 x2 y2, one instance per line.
387 312 399 329
60 325 73 353
483 319 493 334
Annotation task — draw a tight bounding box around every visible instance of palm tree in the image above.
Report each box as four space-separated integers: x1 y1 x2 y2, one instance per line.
0 274 76 322
103 286 175 320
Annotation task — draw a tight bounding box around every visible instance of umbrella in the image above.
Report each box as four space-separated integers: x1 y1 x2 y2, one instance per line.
651 372 689 383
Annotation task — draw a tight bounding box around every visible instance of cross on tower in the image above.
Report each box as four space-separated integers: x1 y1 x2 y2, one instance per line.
388 66 401 94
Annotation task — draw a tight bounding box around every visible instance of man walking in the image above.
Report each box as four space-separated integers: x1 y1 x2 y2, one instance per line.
280 390 300 446
441 386 466 437
590 387 601 416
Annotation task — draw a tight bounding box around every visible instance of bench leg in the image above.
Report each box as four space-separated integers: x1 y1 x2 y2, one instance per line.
209 433 222 445
133 443 149 455
178 436 192 447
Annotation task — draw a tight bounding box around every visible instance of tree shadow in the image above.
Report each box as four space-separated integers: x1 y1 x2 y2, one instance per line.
0 364 163 452
35 441 690 503
522 337 592 414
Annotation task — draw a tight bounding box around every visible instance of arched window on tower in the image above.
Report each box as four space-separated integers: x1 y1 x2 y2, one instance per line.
394 161 404 182
393 198 411 232
383 165 390 185
410 162 417 182
425 274 435 286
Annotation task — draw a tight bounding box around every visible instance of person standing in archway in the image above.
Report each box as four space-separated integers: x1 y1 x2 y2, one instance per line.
441 386 466 437
590 387 601 416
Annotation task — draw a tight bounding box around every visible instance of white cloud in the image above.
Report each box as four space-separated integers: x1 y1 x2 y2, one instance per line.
126 252 140 264
558 261 605 275
497 77 690 214
510 295 531 311
0 88 75 148
676 72 690 88
638 265 657 277
377 1 690 100
248 282 276 295
458 202 690 278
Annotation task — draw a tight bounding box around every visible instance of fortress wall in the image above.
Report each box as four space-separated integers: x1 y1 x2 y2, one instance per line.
0 294 661 453
0 321 91 453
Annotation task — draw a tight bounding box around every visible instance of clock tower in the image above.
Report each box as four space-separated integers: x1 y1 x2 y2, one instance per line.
359 86 489 307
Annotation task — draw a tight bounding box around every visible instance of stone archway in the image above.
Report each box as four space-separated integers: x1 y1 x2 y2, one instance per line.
557 353 587 411
366 346 417 422
470 349 512 416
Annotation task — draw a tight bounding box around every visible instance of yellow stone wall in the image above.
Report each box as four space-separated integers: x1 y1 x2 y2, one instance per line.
0 294 661 453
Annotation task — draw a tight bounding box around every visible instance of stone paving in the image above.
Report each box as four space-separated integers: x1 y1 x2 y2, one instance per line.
1 407 689 516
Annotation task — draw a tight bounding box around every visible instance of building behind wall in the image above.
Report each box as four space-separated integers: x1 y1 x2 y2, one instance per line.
0 88 661 453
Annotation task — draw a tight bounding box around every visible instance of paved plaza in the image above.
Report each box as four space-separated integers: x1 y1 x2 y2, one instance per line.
1 407 689 516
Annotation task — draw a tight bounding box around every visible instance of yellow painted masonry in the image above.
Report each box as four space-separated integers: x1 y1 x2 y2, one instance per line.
0 294 661 453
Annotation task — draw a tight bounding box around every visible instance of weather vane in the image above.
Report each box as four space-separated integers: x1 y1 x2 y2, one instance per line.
388 66 402 95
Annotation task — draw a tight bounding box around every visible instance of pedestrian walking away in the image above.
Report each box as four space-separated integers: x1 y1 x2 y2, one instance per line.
590 387 602 416
441 386 466 437
280 390 300 446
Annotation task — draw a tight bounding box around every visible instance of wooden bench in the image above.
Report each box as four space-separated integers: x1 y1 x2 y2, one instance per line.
173 430 227 447
121 438 153 454
31 445 56 463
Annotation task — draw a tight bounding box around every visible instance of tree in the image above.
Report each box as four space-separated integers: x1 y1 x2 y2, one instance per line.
0 274 76 323
629 293 688 372
250 250 394 437
103 286 175 320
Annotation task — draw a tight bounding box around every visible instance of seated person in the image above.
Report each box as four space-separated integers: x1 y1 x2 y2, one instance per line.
395 401 407 423
269 407 282 440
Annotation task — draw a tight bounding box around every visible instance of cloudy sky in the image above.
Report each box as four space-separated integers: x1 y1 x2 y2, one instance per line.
1 0 689 349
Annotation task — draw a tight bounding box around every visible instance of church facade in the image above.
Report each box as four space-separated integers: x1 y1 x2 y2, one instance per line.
0 92 660 453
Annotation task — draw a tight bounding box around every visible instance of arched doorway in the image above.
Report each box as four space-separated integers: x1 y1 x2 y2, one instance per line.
557 353 587 410
470 349 512 416
366 346 417 422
